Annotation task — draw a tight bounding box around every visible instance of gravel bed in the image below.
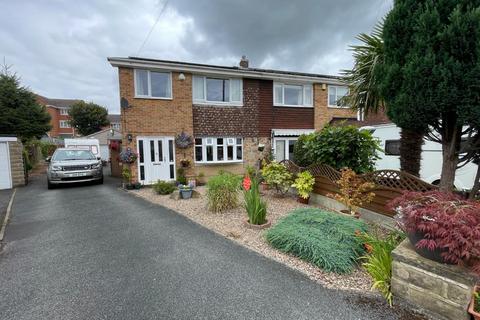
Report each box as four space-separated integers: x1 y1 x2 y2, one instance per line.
129 186 374 292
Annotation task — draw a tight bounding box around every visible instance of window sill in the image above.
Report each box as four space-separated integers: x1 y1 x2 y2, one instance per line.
327 105 350 109
274 104 313 108
134 95 173 100
193 101 243 107
195 160 243 165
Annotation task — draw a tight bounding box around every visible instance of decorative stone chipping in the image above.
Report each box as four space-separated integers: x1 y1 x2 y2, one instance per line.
391 240 478 320
8 140 25 187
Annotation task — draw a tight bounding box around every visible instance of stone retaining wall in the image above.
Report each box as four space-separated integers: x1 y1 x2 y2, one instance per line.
391 240 478 320
9 140 25 187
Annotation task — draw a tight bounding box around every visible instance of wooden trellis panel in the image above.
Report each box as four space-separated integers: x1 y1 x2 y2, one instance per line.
280 160 438 217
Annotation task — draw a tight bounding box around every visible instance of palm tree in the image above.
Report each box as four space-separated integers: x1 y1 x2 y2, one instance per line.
342 24 424 177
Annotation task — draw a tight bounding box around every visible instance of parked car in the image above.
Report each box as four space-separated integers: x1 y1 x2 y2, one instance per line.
361 123 478 190
46 148 103 189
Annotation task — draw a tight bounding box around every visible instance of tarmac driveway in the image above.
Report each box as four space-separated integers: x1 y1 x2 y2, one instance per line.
0 174 424 320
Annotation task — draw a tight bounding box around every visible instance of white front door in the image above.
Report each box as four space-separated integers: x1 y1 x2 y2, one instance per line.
137 137 175 184
0 142 12 190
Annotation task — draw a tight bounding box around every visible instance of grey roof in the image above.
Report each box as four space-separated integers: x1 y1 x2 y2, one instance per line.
107 114 121 122
127 56 340 80
36 94 81 109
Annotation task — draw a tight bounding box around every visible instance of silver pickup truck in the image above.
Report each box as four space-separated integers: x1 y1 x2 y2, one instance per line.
46 148 103 189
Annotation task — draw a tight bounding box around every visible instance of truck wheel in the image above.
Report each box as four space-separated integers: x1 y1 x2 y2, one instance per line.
47 180 55 189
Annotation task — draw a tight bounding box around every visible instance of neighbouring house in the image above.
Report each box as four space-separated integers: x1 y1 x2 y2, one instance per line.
107 114 121 131
36 95 81 139
83 128 122 162
108 55 373 184
0 137 25 190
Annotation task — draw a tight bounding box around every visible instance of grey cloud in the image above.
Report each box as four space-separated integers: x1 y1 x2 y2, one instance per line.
0 0 392 113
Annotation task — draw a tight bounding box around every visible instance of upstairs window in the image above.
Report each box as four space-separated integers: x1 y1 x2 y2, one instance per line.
193 76 242 105
111 123 121 130
328 85 349 107
134 69 172 99
60 108 68 115
273 82 313 107
59 120 71 128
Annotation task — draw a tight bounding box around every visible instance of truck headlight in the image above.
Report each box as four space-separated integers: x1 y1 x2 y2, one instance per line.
51 165 62 171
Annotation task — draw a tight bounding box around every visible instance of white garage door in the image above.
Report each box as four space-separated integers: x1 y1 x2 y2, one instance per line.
0 142 12 190
100 145 109 161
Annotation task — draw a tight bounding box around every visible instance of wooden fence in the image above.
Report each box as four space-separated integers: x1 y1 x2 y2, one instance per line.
281 160 438 217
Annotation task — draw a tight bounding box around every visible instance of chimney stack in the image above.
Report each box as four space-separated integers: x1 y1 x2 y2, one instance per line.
239 55 249 68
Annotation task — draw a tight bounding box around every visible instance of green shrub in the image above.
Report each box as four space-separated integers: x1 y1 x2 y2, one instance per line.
40 141 57 158
206 172 241 212
266 208 368 273
153 180 176 195
243 176 267 225
293 125 380 173
358 230 405 306
292 170 315 199
176 167 187 185
261 161 293 194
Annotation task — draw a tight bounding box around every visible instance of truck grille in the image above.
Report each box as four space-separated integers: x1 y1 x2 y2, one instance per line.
63 165 90 171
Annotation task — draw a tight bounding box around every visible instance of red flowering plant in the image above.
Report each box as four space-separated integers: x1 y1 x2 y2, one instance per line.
388 191 480 271
243 175 267 225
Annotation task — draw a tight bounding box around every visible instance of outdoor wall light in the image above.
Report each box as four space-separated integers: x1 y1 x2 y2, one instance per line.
257 143 265 152
109 128 114 136
321 83 327 90
178 73 186 81
127 133 133 142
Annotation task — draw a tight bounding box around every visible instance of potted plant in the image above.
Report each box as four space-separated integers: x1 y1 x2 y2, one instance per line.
133 181 142 189
242 175 270 229
121 166 131 189
328 168 375 218
196 172 206 186
292 170 315 204
469 286 480 320
179 183 193 199
260 161 293 195
389 191 480 266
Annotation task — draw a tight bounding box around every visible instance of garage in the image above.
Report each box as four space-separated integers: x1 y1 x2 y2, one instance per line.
0 137 25 190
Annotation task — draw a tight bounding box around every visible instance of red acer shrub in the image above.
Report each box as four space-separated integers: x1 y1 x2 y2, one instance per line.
388 191 480 270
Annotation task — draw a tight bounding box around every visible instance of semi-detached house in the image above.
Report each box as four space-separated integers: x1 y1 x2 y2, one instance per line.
108 56 360 184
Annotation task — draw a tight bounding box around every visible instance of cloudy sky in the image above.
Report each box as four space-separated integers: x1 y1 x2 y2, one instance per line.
1 0 392 114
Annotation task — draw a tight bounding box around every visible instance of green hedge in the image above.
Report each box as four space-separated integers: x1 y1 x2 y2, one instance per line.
266 208 368 273
293 125 380 173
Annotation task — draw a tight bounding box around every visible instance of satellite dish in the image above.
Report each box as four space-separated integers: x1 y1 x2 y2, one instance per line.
120 97 129 109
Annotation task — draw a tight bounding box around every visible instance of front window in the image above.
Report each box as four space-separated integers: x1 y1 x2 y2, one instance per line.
273 82 313 107
60 108 68 115
111 123 121 130
193 76 242 105
274 138 297 161
59 120 71 128
134 69 172 99
195 137 243 163
328 85 349 107
52 149 96 161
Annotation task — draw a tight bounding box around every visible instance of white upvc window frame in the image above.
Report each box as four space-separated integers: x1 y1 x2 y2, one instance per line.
273 137 298 161
194 137 243 164
273 82 313 108
328 85 349 108
134 69 173 100
192 75 243 106
111 123 121 130
59 120 71 128
59 108 68 115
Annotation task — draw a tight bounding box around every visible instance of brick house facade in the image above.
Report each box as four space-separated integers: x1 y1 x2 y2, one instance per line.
108 56 371 183
36 95 80 138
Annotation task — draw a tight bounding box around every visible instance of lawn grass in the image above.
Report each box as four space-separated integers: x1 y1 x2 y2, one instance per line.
265 208 368 273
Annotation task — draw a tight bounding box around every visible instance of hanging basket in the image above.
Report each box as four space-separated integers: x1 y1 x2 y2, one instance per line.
175 131 193 149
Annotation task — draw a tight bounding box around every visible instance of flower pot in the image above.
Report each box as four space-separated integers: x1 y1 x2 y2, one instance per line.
340 209 361 219
407 231 453 264
126 184 134 190
180 189 193 199
261 182 269 191
244 219 271 230
469 286 480 320
297 196 310 204
134 183 142 189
